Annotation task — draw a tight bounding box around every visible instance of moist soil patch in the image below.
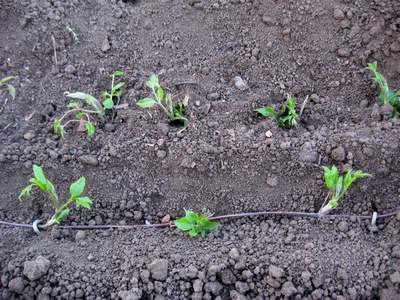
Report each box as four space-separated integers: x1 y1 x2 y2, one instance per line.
1 0 400 299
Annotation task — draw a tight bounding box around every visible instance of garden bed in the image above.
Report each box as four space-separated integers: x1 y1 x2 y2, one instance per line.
1 0 400 299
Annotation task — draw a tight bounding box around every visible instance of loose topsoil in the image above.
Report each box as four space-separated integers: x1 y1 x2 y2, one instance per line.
1 0 400 299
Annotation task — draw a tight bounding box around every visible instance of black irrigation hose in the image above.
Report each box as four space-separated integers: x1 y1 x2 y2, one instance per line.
0 208 399 233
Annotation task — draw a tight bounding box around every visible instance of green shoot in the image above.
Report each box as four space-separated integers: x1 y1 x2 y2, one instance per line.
319 166 371 215
256 94 300 128
367 61 400 115
0 76 16 100
101 70 125 110
136 74 188 126
67 25 80 44
54 71 125 138
19 165 93 226
174 210 219 237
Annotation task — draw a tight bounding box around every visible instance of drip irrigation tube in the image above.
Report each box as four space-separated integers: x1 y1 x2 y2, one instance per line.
0 208 399 234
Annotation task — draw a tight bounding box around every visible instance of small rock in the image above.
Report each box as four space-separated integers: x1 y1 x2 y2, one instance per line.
265 130 273 138
281 281 296 298
333 8 345 20
161 215 171 223
79 155 98 166
331 146 346 162
266 176 278 187
299 142 318 163
204 282 223 296
390 42 400 52
118 288 143 300
64 64 76 74
235 281 249 294
337 48 351 57
193 279 203 293
23 256 51 281
234 76 249 91
207 92 220 101
8 277 26 294
262 14 274 25
156 150 167 159
157 122 169 135
75 230 86 241
23 132 34 140
336 268 348 281
338 221 349 232
148 259 168 281
380 104 393 119
269 265 284 279
390 271 400 284
101 36 111 52
229 248 240 260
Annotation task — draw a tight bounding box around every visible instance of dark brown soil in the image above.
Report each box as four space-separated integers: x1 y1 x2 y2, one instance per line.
1 0 400 299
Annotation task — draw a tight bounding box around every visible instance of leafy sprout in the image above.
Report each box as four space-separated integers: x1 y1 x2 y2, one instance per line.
19 165 93 226
53 71 125 138
319 166 371 215
0 76 16 100
256 94 300 128
67 25 80 44
367 61 400 115
174 210 219 237
136 74 188 126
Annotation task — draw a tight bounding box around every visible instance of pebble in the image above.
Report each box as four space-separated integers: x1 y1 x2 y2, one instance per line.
79 155 99 166
161 215 171 223
333 8 345 20
234 76 249 91
64 64 76 74
75 230 86 241
156 150 167 159
338 221 349 232
101 36 111 52
8 277 26 294
229 248 240 260
262 14 274 25
23 132 34 140
337 48 351 57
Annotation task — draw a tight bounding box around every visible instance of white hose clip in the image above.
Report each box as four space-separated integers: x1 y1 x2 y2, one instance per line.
32 219 43 235
371 212 378 226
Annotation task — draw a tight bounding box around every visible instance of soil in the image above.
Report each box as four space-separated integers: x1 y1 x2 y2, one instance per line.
1 0 400 299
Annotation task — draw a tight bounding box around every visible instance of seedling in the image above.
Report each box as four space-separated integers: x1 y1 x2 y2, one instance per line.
67 25 80 44
136 74 188 126
0 76 16 100
174 210 219 237
256 95 303 128
367 61 400 115
319 166 371 215
53 71 125 137
19 165 93 226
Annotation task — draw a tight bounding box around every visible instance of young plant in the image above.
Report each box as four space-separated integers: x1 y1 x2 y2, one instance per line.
19 165 93 226
67 25 80 44
367 61 400 115
0 76 16 100
136 74 188 126
319 166 371 215
53 71 125 137
174 210 219 237
256 94 300 128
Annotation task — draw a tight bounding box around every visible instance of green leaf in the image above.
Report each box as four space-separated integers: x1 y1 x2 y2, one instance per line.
18 184 35 201
66 102 80 109
113 82 125 92
189 228 198 237
185 210 198 223
76 196 92 209
174 217 194 231
255 106 278 118
113 70 125 77
322 166 339 192
70 176 86 198
146 74 159 89
7 84 16 99
53 119 65 138
137 98 156 108
202 220 219 231
103 97 114 109
157 87 164 101
0 76 14 85
54 208 70 224
85 122 96 137
33 165 47 186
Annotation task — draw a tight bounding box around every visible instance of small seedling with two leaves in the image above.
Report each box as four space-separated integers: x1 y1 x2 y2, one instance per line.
0 76 16 101
256 94 306 128
67 25 80 44
54 71 125 137
19 165 93 226
136 75 188 126
174 210 219 237
367 61 400 115
319 166 371 215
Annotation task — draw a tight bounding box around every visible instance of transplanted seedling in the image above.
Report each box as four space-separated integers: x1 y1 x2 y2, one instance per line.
174 210 219 237
256 94 304 128
54 71 125 137
367 61 400 115
136 74 188 126
19 165 93 226
0 76 16 100
319 166 371 215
